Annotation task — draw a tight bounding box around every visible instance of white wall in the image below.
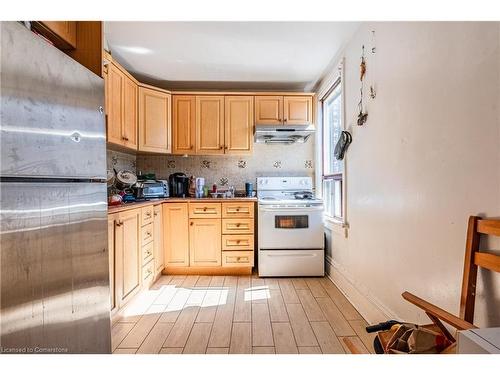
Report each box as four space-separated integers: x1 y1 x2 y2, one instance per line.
317 22 500 327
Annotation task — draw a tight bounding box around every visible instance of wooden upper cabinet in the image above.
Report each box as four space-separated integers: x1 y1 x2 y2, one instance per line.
196 96 225 154
284 96 313 126
35 21 77 50
224 96 254 154
189 218 222 267
104 60 138 151
138 87 171 153
122 76 138 149
172 95 196 155
105 63 124 146
255 96 283 126
163 203 189 267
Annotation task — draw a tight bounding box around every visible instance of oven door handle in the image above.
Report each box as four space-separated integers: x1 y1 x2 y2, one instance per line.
258 206 323 212
267 253 318 257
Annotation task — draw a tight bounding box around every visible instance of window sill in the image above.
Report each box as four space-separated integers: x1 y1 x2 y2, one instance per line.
323 216 349 237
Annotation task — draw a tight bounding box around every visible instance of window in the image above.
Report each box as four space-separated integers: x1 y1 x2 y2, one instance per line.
322 78 344 220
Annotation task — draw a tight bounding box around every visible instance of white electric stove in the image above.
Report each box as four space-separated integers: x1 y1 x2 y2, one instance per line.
257 177 325 277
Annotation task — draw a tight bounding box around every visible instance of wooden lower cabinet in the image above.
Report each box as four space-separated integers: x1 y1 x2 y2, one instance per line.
153 205 164 275
108 215 116 312
163 201 254 274
189 218 222 266
163 203 190 266
114 209 141 308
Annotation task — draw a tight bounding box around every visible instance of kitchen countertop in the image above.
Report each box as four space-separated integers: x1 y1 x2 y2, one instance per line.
108 197 258 214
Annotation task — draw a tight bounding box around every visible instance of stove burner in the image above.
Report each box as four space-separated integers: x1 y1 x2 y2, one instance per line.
294 191 313 200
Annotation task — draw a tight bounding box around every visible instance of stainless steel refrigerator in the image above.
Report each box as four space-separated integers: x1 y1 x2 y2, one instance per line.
0 22 111 353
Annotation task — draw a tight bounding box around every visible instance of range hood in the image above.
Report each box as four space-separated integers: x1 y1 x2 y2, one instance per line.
254 125 315 144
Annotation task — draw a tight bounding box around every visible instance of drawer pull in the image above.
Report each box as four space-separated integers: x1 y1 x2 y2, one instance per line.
146 231 151 236
146 212 152 217
154 212 158 217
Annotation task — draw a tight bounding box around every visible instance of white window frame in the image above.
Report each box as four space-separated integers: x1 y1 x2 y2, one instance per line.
316 59 347 227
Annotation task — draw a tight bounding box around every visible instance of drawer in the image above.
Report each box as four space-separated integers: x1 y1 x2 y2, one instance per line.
222 251 254 267
189 202 221 218
222 202 254 218
222 218 254 234
142 241 154 266
222 234 254 251
141 205 154 226
142 259 154 285
141 222 153 245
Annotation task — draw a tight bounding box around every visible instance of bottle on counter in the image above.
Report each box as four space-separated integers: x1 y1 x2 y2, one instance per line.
212 183 217 193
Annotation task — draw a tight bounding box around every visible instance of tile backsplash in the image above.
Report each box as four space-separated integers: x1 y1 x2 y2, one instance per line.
136 140 315 190
106 149 136 173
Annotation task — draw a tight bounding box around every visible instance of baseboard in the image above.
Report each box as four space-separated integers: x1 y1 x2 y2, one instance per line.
325 256 403 324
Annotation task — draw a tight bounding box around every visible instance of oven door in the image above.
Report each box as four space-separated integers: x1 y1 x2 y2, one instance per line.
258 204 324 250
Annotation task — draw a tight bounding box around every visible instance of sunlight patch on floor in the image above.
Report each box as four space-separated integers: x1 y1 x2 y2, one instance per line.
244 286 270 302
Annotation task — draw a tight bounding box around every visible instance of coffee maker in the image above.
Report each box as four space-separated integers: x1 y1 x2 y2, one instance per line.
168 172 189 198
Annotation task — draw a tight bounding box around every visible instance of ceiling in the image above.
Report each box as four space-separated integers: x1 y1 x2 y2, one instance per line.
104 22 359 91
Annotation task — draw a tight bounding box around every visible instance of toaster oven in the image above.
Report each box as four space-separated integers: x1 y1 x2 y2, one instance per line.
143 180 169 199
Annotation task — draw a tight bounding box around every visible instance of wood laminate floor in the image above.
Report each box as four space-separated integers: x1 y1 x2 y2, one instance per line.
112 274 376 354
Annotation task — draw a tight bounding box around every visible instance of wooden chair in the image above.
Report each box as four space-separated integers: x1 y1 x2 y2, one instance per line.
402 215 500 351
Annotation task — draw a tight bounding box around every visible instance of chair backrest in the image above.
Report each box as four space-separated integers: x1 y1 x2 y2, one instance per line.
460 216 500 324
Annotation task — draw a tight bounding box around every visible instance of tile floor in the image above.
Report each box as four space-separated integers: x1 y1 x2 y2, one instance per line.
111 274 376 354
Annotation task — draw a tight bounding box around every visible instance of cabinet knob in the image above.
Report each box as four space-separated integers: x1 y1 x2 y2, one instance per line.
236 208 240 211
219 146 223 150
122 136 129 141
154 212 158 217
115 221 123 227
203 207 207 212
284 118 287 123
146 231 151 236
190 145 194 149
236 223 240 227
190 222 194 226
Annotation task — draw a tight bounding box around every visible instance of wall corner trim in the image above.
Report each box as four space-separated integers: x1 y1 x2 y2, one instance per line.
325 256 403 325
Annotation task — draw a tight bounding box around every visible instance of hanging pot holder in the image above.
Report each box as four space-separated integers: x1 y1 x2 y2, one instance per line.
334 131 352 160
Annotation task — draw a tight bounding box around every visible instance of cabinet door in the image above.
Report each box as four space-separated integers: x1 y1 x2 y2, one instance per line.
189 219 222 267
122 76 138 150
196 96 224 154
138 87 171 153
255 96 283 126
153 205 164 274
106 63 124 145
224 96 253 154
172 95 196 155
115 209 141 307
283 96 313 126
107 216 116 312
37 21 77 49
163 203 189 266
